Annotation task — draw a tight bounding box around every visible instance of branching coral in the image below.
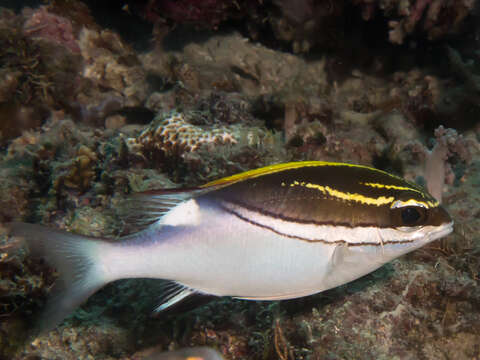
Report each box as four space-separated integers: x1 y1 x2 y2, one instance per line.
412 125 472 202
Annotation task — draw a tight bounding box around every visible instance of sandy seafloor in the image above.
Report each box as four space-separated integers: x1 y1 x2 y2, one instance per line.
0 1 480 359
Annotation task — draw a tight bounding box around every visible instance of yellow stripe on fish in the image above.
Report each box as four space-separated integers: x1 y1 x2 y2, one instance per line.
203 161 405 189
285 180 395 206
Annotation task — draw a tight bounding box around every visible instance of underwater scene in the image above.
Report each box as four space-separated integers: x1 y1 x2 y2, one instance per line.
0 0 479 359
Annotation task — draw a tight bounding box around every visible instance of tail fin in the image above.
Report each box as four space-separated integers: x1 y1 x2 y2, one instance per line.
9 222 110 333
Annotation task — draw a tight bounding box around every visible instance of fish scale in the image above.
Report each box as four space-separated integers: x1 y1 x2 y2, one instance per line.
8 161 453 333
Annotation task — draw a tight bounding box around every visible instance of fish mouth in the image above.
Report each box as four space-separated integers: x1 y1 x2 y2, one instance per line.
428 221 454 242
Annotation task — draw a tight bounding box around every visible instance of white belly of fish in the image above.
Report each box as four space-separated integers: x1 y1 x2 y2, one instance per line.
104 198 387 300
170 208 337 299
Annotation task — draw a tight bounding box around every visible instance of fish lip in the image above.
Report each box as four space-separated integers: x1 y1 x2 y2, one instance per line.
429 220 454 241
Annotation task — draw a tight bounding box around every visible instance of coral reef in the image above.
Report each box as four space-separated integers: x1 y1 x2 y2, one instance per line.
140 0 476 53
0 1 480 359
0 3 149 132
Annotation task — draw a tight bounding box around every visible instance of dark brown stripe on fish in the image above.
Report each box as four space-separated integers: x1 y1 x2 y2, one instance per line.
219 203 416 246
223 198 392 229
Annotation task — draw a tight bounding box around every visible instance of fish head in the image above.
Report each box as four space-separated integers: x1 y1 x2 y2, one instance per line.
322 194 453 291
207 162 454 249
374 197 453 256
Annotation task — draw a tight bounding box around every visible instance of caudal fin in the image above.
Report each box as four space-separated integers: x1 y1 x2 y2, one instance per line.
8 222 110 333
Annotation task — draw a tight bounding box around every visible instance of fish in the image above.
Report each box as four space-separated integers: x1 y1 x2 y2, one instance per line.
140 347 224 360
8 161 453 332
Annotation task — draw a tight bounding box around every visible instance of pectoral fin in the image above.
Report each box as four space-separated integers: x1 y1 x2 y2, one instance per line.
323 242 359 288
330 242 351 268
118 188 209 233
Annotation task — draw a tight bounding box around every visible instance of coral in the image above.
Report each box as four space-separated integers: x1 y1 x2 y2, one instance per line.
377 66 480 130
405 125 475 204
0 166 31 223
141 0 475 53
143 0 237 29
127 111 285 183
145 90 257 127
57 145 98 192
353 0 476 44
0 103 48 146
193 92 257 126
270 0 345 53
128 112 239 156
0 8 83 112
78 28 148 109
46 0 99 32
1 3 148 128
66 206 116 237
0 68 20 103
383 69 445 127
423 126 472 202
22 5 81 54
141 31 330 98
279 93 387 165
141 0 347 53
446 46 480 93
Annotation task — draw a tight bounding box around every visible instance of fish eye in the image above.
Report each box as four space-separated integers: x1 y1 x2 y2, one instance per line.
401 207 422 225
391 204 427 228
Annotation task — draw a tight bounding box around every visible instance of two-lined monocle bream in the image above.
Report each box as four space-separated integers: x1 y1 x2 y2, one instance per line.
10 161 453 332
